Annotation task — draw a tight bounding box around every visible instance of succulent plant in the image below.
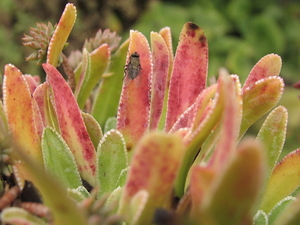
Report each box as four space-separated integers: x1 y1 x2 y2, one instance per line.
1 3 300 225
22 22 55 65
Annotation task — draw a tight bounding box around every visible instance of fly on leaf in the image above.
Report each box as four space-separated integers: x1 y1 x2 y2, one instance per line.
124 52 142 80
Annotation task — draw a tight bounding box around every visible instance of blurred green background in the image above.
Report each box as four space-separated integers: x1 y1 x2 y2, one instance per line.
1 0 300 155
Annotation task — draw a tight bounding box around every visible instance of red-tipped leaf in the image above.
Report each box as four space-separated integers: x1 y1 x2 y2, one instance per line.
165 22 208 131
43 63 96 186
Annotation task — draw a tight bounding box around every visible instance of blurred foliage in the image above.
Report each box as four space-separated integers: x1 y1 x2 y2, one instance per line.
250 87 300 159
134 0 300 84
0 0 150 75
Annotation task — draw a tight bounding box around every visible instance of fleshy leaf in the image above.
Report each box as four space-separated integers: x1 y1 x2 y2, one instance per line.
189 84 218 132
91 39 129 128
190 166 215 218
169 104 195 132
273 195 300 225
253 210 268 225
259 149 300 213
117 31 152 151
119 132 184 224
105 186 123 209
43 63 96 186
268 196 296 225
76 44 110 109
170 83 217 133
74 48 90 98
0 100 8 141
149 32 169 130
116 168 128 188
33 83 56 128
165 22 208 131
208 75 243 170
174 73 229 197
193 138 265 224
3 64 42 164
67 186 90 202
104 117 117 133
159 27 174 66
96 129 128 196
240 76 284 137
1 207 47 225
81 112 103 149
256 106 288 181
129 190 149 225
12 143 88 225
190 74 243 216
47 3 76 67
32 97 44 138
42 127 82 189
24 74 38 94
157 27 174 130
243 54 282 91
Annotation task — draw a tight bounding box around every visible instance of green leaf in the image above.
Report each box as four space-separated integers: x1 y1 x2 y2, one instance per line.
253 210 268 225
42 127 82 189
96 129 128 197
67 186 90 202
273 195 300 225
240 76 284 137
256 106 288 182
74 48 91 100
260 149 300 213
116 168 128 188
105 186 123 210
82 112 103 149
268 196 296 225
91 39 129 128
76 44 110 109
12 142 88 225
1 207 48 225
104 117 117 133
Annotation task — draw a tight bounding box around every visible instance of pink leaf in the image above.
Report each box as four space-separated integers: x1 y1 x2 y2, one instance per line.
119 132 184 224
170 84 217 132
208 75 243 171
24 75 38 94
43 63 96 186
149 32 169 130
117 30 152 151
243 54 282 91
33 83 50 127
165 22 208 131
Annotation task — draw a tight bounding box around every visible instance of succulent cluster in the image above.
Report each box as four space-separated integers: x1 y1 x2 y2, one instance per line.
22 22 55 65
0 3 300 225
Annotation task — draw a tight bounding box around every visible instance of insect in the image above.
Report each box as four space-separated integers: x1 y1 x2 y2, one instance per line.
124 52 142 80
